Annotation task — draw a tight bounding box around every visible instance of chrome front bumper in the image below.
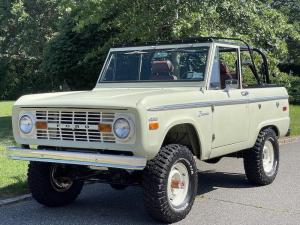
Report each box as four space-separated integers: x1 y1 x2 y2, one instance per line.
7 147 147 170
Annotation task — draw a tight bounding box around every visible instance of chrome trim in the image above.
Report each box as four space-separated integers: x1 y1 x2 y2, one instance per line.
7 147 147 170
147 95 289 111
249 96 289 103
110 43 211 52
35 109 117 143
205 43 215 90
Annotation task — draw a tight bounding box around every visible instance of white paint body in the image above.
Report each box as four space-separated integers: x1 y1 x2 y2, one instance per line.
11 42 290 164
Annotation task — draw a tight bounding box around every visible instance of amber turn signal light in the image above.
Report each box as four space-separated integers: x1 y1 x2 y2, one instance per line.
98 123 112 132
149 122 159 130
35 121 48 129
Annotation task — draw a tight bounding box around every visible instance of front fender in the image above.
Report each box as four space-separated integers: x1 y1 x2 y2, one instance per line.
144 108 212 160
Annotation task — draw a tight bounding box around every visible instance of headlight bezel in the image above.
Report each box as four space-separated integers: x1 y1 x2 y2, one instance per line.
19 112 35 135
112 115 135 142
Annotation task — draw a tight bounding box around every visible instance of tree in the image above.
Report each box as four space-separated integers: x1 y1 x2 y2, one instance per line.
69 0 299 70
0 0 64 99
271 0 300 75
42 12 116 90
1 0 300 99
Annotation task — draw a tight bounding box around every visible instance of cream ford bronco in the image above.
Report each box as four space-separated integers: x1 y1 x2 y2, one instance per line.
7 37 290 223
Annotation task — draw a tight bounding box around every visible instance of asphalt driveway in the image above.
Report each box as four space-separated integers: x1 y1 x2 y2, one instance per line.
0 142 299 225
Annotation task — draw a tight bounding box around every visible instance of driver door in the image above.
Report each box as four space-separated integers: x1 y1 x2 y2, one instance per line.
208 44 250 151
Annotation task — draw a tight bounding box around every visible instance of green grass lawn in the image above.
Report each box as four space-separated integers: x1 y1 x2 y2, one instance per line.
0 101 299 199
0 101 28 198
290 104 300 136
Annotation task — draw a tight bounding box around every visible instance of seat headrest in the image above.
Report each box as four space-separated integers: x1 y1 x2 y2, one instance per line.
220 61 230 75
151 60 174 73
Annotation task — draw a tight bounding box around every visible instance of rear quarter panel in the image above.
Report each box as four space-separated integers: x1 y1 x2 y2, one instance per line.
247 87 290 147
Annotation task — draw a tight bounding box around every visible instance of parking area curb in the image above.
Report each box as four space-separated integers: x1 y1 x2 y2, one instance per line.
0 194 31 207
279 136 300 145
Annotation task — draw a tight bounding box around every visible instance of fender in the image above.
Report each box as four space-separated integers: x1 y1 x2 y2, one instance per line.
157 117 210 160
250 117 290 147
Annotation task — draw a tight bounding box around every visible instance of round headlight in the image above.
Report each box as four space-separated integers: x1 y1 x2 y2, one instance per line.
113 118 130 139
19 115 33 134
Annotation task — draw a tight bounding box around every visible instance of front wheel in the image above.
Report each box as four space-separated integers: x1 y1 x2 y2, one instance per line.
28 162 84 207
243 128 279 185
143 144 198 223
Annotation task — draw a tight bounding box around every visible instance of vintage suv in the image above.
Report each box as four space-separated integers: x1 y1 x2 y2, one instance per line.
7 37 289 223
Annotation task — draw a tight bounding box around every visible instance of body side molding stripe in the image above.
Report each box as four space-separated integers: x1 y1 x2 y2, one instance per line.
147 95 289 111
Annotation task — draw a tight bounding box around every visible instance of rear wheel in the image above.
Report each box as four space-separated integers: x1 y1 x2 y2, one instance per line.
28 162 84 207
143 144 198 223
243 128 279 185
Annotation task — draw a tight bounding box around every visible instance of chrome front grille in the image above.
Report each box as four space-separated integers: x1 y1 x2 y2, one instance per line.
35 110 116 143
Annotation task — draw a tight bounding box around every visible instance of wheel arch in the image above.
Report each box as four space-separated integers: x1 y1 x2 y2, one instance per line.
260 125 279 137
161 122 202 159
250 123 280 148
249 121 282 149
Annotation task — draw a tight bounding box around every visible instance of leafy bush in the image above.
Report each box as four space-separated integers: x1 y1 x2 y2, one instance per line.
41 15 113 90
0 58 53 100
272 72 300 104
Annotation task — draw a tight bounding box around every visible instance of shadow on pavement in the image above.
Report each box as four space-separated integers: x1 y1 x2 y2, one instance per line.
197 170 255 195
1 185 165 225
0 169 256 225
0 176 28 199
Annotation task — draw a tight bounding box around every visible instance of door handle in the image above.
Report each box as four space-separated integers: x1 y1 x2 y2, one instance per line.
241 91 249 96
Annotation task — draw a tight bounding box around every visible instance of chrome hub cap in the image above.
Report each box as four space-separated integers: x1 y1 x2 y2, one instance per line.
262 140 275 173
167 162 189 208
50 165 73 192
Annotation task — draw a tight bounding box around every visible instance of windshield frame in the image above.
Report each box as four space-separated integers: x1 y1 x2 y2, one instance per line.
95 43 212 88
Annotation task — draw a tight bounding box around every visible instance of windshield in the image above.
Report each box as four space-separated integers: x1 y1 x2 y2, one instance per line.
99 47 209 83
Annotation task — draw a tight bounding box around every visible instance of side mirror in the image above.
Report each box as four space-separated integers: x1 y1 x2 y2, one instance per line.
225 79 239 91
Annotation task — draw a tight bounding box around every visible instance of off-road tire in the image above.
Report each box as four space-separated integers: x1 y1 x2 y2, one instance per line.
243 128 279 185
28 162 84 207
143 144 198 223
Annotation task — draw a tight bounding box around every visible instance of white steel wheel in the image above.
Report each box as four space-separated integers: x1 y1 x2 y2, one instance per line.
262 140 275 173
28 162 84 207
143 144 198 223
244 128 279 186
167 162 190 209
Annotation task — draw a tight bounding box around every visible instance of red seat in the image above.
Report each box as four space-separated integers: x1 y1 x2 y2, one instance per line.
149 60 175 80
220 61 232 89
